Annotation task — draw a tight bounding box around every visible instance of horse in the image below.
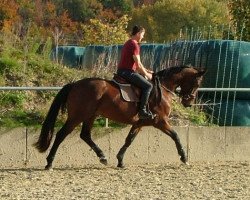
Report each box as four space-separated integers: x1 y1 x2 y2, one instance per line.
34 65 206 169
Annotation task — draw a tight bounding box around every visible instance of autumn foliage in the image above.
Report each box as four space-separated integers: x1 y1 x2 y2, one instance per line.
0 0 132 45
0 0 249 47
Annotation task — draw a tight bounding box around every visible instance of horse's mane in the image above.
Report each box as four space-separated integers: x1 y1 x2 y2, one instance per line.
156 65 191 79
150 74 162 106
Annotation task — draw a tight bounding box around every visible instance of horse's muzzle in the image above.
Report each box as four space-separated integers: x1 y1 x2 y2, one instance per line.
182 94 196 101
181 94 196 107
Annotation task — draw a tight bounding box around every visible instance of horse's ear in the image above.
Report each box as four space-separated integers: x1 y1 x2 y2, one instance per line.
197 68 207 77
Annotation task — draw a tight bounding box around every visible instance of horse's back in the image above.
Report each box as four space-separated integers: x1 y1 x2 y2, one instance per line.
69 78 116 101
67 77 138 124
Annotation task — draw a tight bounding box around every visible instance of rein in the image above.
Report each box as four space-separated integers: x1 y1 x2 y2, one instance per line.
160 84 176 96
161 84 197 103
160 84 197 106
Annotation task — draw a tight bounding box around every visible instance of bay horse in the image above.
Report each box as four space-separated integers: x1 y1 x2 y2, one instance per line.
34 65 206 169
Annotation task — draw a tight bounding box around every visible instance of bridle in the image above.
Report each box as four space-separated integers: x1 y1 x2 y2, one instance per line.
156 68 200 102
161 84 196 102
181 93 196 101
179 88 197 101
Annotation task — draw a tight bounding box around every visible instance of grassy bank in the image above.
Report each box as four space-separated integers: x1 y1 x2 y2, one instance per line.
0 32 210 129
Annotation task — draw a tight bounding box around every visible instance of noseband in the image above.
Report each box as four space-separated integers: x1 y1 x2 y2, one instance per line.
160 84 196 102
181 93 196 101
179 88 196 101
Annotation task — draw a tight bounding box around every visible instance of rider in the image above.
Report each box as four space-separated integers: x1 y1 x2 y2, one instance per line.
117 25 154 120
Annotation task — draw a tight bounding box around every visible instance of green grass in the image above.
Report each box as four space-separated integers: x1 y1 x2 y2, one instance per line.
0 31 210 130
0 110 43 128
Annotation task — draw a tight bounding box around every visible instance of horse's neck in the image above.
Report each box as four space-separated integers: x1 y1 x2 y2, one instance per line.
160 78 178 94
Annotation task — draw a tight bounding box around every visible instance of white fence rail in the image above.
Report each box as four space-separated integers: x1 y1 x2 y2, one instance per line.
0 87 249 126
0 86 250 92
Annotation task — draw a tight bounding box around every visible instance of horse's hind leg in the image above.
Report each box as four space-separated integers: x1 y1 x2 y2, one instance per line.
80 119 107 165
116 126 141 168
45 120 78 170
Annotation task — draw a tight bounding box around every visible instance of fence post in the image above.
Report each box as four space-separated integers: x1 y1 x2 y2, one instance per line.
105 118 109 128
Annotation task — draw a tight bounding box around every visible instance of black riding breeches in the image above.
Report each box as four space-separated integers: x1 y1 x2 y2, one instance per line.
117 69 153 109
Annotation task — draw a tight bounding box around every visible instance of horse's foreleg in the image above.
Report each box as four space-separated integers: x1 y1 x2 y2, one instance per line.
116 126 141 168
80 120 107 165
45 120 77 170
168 129 188 164
156 122 188 164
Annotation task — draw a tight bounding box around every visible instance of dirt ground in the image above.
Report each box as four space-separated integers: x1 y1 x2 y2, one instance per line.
0 161 249 200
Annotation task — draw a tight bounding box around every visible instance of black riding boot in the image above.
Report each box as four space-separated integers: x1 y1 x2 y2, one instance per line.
138 91 154 120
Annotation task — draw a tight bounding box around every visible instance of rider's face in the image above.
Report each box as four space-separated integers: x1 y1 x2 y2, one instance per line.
136 31 145 42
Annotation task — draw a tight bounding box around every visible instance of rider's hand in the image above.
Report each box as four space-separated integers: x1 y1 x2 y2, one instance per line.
147 73 153 80
148 69 154 74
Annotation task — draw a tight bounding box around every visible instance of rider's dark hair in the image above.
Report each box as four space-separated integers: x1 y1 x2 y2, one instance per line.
131 25 145 36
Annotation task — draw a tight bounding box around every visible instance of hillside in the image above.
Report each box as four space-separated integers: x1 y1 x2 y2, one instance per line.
0 33 209 128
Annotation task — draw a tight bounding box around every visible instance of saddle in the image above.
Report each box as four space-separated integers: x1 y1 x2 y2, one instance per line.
112 74 140 102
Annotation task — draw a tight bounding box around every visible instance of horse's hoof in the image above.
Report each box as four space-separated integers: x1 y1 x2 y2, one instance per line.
45 164 52 170
180 157 189 166
117 163 125 168
180 156 188 164
100 157 108 165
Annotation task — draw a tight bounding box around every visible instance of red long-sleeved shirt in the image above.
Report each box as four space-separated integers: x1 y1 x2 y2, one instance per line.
118 39 140 72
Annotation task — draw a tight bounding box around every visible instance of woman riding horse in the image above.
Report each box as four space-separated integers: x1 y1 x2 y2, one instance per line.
34 65 206 169
117 25 154 120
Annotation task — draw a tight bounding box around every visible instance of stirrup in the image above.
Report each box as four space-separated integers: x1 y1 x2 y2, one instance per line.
138 110 154 120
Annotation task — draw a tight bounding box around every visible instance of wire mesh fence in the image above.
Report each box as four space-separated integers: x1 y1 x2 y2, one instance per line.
1 25 250 126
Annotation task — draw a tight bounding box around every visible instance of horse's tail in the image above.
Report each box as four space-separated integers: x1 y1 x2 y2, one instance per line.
34 83 73 153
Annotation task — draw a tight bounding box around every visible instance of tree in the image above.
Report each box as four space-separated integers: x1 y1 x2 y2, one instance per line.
0 0 20 31
129 0 230 42
53 0 102 22
80 15 130 45
228 0 250 41
133 0 157 7
14 0 78 43
99 0 133 15
96 0 133 23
